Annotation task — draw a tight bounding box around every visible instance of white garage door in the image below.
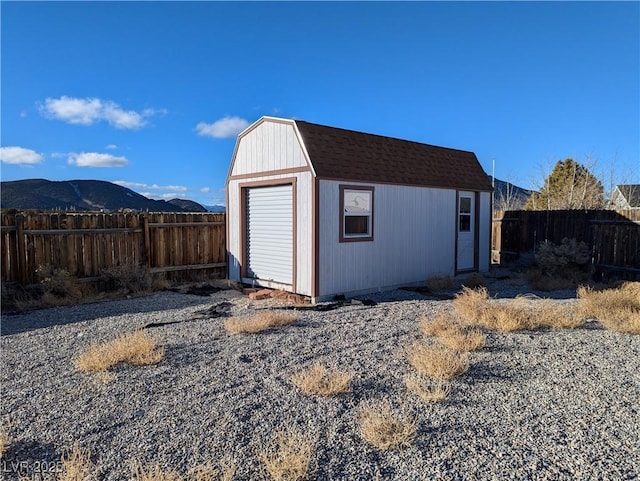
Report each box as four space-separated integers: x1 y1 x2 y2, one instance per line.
245 184 293 286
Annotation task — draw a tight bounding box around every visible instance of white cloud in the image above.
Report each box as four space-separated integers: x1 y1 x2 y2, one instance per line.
114 181 187 192
105 144 118 150
0 146 44 165
196 116 249 138
40 96 165 129
200 187 211 193
68 152 128 167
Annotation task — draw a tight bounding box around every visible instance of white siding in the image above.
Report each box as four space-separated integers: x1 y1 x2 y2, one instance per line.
230 121 309 176
227 119 313 296
318 180 456 297
478 191 491 272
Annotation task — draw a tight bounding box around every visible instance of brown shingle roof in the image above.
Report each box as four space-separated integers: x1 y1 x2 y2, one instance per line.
295 120 493 192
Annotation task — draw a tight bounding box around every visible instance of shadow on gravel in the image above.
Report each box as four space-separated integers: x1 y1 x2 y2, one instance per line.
0 292 212 336
2 439 59 477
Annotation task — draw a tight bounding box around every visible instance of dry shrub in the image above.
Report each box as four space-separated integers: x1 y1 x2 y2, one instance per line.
100 261 151 294
526 268 581 291
453 286 489 324
58 443 95 481
482 298 536 332
224 311 298 334
536 300 585 329
420 313 486 351
437 325 486 351
404 374 451 403
0 426 8 459
75 330 164 372
578 283 640 334
259 428 312 481
425 275 453 292
290 363 352 396
358 400 416 451
461 272 487 289
406 342 469 379
132 464 183 481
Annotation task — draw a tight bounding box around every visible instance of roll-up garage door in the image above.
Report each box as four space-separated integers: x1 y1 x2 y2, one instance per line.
246 184 293 285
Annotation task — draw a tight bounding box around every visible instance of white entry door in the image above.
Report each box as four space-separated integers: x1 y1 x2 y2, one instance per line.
457 191 475 271
245 184 293 286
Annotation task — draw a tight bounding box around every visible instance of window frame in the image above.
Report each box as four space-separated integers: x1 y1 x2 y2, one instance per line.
339 184 375 243
458 195 472 233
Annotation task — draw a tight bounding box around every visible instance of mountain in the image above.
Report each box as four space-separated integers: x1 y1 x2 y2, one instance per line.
492 178 534 210
0 179 208 213
203 204 226 213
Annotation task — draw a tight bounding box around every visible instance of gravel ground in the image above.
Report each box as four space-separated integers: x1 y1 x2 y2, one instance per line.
1 282 639 480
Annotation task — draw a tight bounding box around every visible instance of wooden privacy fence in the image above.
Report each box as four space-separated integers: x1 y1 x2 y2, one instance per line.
492 209 640 272
1 212 226 285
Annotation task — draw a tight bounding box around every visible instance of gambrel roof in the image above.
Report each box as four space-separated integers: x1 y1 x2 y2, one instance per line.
294 120 493 192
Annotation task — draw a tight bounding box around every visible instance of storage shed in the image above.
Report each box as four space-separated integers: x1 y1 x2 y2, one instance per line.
226 117 493 302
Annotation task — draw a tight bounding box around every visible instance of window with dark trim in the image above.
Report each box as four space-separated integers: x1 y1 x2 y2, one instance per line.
340 185 374 242
459 196 472 232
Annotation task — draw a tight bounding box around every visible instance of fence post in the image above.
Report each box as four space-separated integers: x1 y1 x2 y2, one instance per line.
15 214 27 285
143 215 151 270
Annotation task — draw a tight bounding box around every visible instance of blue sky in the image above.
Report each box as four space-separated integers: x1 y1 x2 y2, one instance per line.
1 1 638 207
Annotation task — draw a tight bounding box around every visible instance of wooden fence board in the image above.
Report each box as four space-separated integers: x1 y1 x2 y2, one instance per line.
1 212 227 284
492 209 640 273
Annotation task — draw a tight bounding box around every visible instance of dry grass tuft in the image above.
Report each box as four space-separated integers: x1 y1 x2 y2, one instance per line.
406 342 469 379
453 286 490 324
536 300 585 329
75 330 164 372
224 311 298 334
420 313 486 351
132 464 183 481
578 283 640 334
418 312 456 337
58 443 95 481
132 462 236 481
290 362 352 396
0 426 8 460
404 374 451 403
461 272 487 289
358 400 416 451
436 324 487 351
425 275 453 292
481 298 536 332
259 428 313 481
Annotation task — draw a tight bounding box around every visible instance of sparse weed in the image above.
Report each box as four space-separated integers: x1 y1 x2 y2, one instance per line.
132 462 236 481
578 283 640 334
420 313 486 351
536 300 585 329
358 400 416 451
100 261 151 294
259 428 313 481
406 342 469 379
224 311 298 334
0 425 8 459
290 363 352 396
75 330 164 372
404 374 451 402
58 443 95 481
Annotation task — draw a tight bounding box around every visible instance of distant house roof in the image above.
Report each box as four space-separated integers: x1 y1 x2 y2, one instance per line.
294 120 493 192
613 184 640 208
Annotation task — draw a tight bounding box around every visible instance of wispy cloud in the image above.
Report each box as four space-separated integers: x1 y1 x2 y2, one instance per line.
40 96 165 129
105 144 118 150
68 152 128 167
199 187 211 193
196 115 249 138
0 146 44 165
114 181 188 192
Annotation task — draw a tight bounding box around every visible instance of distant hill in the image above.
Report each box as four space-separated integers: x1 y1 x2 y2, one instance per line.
203 204 226 213
492 178 534 210
0 179 208 213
